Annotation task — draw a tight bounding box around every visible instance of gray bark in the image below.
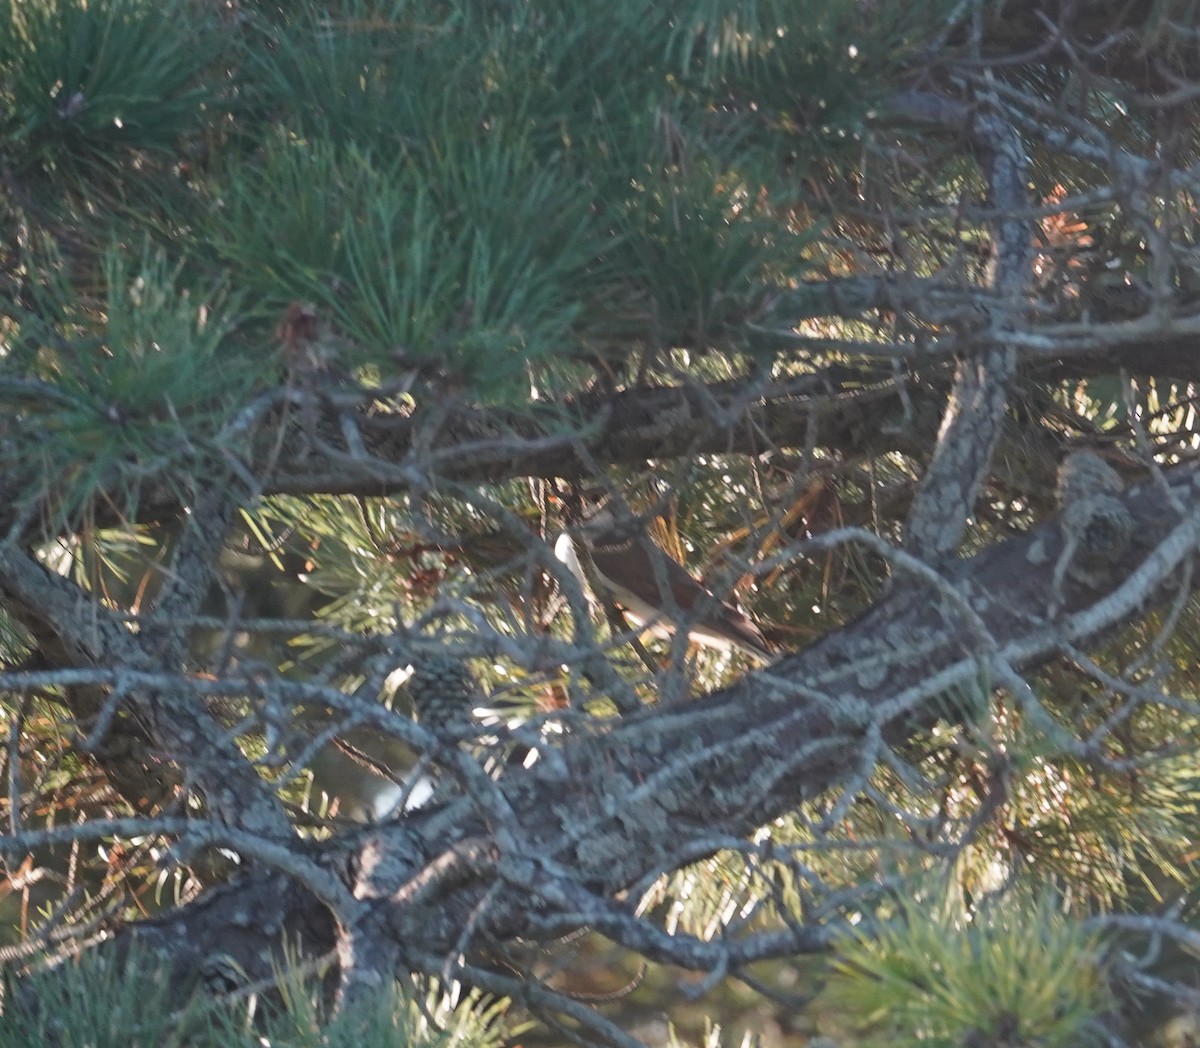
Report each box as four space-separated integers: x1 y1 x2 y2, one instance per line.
98 462 1199 1008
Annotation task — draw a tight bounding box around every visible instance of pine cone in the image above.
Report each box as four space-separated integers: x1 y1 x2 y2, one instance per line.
1055 449 1123 508
1060 494 1133 566
1055 451 1133 571
407 654 481 735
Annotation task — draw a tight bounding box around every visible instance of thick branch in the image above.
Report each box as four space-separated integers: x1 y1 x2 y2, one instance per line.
108 464 1200 994
0 528 292 839
251 369 932 497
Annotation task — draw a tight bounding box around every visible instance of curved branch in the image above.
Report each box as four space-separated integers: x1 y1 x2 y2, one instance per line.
87 463 1200 999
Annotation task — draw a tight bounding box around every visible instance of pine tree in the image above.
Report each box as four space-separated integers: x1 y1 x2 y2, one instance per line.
4 1 1200 1045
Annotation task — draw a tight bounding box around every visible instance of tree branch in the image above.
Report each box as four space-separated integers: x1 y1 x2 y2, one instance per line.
79 462 1200 1002
0 526 292 838
903 101 1030 562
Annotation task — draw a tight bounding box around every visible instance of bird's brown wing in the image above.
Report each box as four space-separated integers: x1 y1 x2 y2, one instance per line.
589 539 708 612
590 540 771 657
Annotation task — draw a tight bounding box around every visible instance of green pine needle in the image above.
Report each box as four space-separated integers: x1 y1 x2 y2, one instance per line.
824 891 1109 1048
0 0 219 172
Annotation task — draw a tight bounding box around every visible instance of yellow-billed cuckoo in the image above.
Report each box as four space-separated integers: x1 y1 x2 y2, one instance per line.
554 504 773 661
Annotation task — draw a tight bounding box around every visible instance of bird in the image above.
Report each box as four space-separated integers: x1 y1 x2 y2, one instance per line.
554 502 773 661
